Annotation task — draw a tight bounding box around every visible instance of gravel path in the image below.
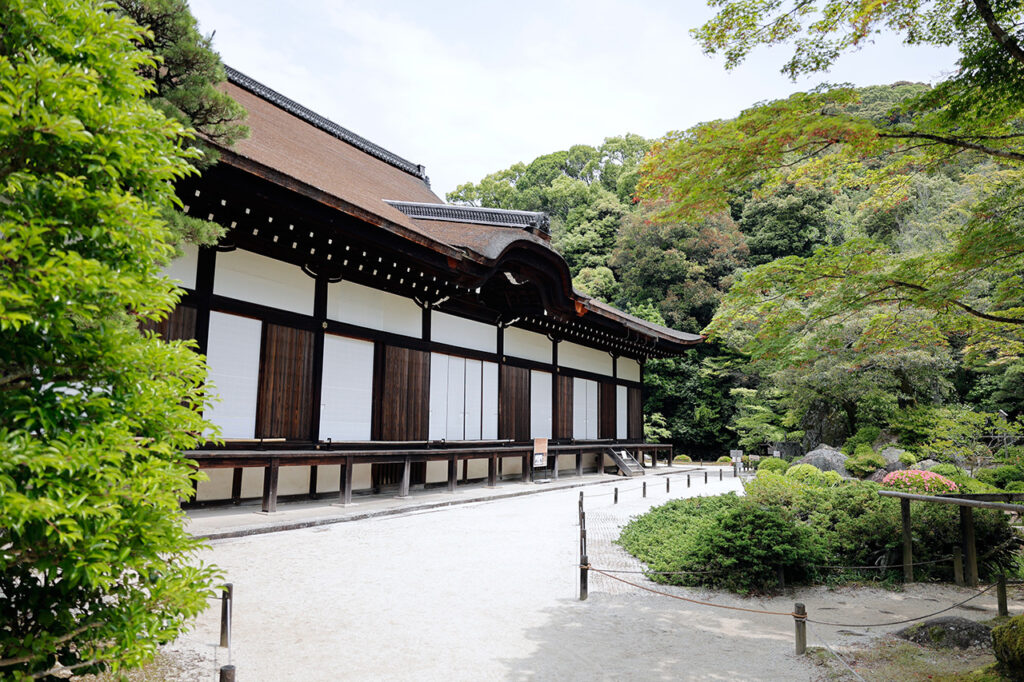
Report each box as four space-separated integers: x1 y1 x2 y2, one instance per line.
168 474 1019 681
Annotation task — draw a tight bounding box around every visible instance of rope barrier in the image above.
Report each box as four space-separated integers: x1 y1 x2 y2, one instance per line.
588 566 720 576
805 583 997 628
586 565 798 618
824 643 866 682
808 555 954 570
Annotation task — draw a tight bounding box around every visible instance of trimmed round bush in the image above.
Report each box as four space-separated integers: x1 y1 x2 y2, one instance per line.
1006 481 1024 493
976 465 1024 490
785 463 824 484
882 469 958 495
898 452 917 467
930 463 965 477
992 614 1024 680
821 470 844 487
717 455 732 463
846 449 886 478
758 457 789 474
674 454 692 463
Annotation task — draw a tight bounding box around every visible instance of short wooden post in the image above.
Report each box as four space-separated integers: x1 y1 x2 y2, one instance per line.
953 545 964 586
219 665 236 682
719 468 723 481
704 471 708 484
487 455 497 488
901 498 913 583
643 481 647 498
230 468 243 505
794 603 807 655
219 583 233 648
998 574 1008 617
666 477 670 493
960 506 979 587
651 450 656 469
580 551 589 601
668 449 673 468
261 458 279 513
597 452 605 475
342 456 353 505
687 474 690 488
614 487 618 504
308 465 319 500
447 455 457 493
398 458 411 498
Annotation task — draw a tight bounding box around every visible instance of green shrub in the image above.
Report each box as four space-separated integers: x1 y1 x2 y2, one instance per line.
881 470 958 495
758 457 789 474
992 614 1024 680
619 493 821 594
674 454 692 463
821 471 844 487
717 455 732 463
785 463 824 484
842 425 882 454
1006 481 1024 493
975 465 1024 490
930 464 1003 494
931 463 964 477
898 451 917 467
845 451 886 478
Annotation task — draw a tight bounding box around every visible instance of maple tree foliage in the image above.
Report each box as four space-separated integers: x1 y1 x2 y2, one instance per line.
640 0 1024 370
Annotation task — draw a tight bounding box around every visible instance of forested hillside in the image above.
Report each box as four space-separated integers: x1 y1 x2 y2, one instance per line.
448 82 1024 459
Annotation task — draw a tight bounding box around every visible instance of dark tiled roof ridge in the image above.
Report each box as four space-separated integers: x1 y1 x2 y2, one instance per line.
225 66 430 185
385 200 551 234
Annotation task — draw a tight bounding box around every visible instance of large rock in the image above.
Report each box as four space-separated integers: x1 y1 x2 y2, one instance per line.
917 459 940 471
792 444 849 477
868 469 888 483
881 446 909 472
896 616 992 650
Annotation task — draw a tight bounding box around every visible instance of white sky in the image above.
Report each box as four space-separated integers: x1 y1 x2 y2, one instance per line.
188 0 960 198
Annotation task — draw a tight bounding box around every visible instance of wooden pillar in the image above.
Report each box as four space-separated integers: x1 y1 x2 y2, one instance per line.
487 455 497 488
308 465 319 500
462 458 468 484
960 506 978 587
901 498 913 582
551 454 559 480
341 455 353 505
521 454 530 483
230 468 243 505
447 455 457 492
650 448 656 468
261 458 280 513
575 450 583 477
398 458 411 498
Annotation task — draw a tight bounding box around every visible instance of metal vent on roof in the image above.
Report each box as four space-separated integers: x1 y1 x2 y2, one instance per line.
225 66 430 185
384 201 551 234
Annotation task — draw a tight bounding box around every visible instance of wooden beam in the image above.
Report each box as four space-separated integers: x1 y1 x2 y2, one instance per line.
261 458 280 513
879 490 1024 513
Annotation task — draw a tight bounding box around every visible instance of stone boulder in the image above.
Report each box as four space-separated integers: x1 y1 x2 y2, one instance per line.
896 616 992 649
881 447 909 472
868 469 888 483
916 459 940 471
792 444 849 477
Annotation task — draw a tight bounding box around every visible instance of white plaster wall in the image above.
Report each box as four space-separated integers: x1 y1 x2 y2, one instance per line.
278 466 310 496
320 335 374 441
425 461 448 484
557 454 574 471
502 457 522 476
432 312 496 353
316 464 342 494
353 463 372 491
504 326 552 364
205 312 262 439
240 467 264 499
466 459 488 479
616 385 628 439
195 468 233 502
214 249 314 315
530 370 552 439
617 357 642 382
162 243 198 290
327 280 421 338
559 341 613 376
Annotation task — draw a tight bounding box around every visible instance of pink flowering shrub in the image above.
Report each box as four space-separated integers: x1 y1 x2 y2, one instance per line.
881 469 959 495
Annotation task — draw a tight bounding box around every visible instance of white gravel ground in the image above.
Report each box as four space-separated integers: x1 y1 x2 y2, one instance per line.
168 475 1020 681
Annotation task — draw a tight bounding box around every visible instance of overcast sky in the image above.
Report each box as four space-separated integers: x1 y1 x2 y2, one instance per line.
188 0 960 198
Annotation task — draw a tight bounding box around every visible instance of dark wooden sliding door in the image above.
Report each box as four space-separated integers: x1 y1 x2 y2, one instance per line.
139 303 197 342
373 344 430 487
498 365 530 441
255 323 315 441
599 381 617 439
554 374 573 439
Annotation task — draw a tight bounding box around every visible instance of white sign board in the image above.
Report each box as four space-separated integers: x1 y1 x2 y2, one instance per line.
533 438 548 469
729 449 743 462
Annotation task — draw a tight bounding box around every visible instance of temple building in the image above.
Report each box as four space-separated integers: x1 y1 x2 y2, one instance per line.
155 67 702 511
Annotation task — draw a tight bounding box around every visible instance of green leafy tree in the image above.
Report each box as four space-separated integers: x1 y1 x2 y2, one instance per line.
0 1 218 676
